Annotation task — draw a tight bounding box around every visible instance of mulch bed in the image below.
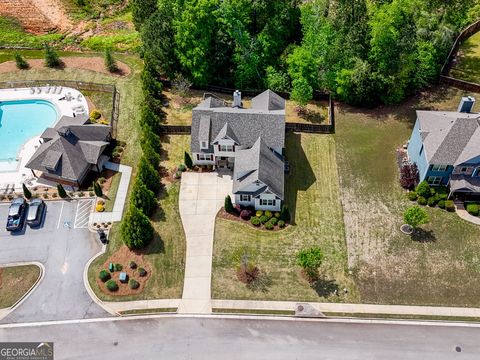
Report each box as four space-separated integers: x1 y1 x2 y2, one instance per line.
217 208 288 231
96 245 152 296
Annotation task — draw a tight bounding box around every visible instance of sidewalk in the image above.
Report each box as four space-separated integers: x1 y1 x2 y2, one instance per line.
89 162 132 224
105 299 181 313
454 201 480 225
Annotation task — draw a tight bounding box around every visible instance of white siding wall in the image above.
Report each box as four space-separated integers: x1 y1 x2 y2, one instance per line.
254 193 281 211
193 152 215 165
234 194 255 208
213 138 237 158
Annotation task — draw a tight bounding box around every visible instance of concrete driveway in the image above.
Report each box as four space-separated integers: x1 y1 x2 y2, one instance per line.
0 200 108 323
178 171 233 314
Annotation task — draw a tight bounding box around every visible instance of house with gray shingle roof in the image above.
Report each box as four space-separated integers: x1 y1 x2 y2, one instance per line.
26 115 111 187
190 90 286 211
407 96 480 194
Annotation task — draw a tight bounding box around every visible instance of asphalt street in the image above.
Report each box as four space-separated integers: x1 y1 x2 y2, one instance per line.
1 316 479 359
0 200 107 323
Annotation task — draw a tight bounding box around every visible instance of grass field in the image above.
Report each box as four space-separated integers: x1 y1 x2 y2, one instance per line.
335 85 480 307
450 31 480 83
0 265 41 308
212 133 357 302
0 16 63 48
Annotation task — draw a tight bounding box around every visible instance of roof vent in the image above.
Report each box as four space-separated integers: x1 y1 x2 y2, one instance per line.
458 96 475 113
232 90 242 108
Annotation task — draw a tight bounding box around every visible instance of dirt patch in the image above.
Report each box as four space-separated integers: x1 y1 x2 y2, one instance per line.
96 245 152 296
33 0 73 32
0 57 131 76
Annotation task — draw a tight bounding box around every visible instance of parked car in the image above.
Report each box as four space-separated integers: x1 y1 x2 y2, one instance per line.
6 198 27 232
26 199 46 227
97 229 108 244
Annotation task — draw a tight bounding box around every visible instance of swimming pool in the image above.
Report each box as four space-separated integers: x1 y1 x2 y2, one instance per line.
0 99 58 161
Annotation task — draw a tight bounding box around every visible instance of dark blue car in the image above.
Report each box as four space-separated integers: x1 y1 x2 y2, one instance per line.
6 198 27 232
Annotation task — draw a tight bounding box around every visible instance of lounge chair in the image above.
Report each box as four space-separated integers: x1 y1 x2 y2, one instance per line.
52 86 57 94
2 184 9 194
57 87 63 94
36 87 41 94
30 88 35 94
77 93 83 101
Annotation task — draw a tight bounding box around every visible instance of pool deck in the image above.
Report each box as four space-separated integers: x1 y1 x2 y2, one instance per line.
0 86 89 191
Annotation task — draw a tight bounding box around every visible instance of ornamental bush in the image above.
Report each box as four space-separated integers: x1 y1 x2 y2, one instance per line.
138 267 147 277
400 163 419 190
256 210 263 217
129 279 140 289
93 182 103 197
445 200 455 212
121 206 154 249
274 212 281 218
417 196 427 206
106 280 118 292
99 269 111 282
96 204 105 212
224 195 234 214
178 164 186 172
14 52 29 69
415 181 431 199
269 217 278 226
259 215 269 224
57 183 67 198
438 200 446 209
280 205 290 222
264 210 273 219
22 184 32 199
466 203 479 216
251 217 261 226
131 180 157 216
404 205 429 229
427 196 437 207
297 246 323 278
44 43 61 68
114 263 123 271
137 156 160 193
90 109 102 120
278 220 286 228
184 152 193 169
407 191 417 201
240 210 251 220
265 222 274 230
129 261 137 269
104 47 118 73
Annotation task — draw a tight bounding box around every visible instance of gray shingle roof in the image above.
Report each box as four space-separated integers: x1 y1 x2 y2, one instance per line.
251 89 286 111
41 150 62 170
233 137 284 199
450 174 480 192
417 111 480 165
212 123 240 144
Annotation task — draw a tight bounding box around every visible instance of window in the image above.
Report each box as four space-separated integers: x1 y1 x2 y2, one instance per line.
219 145 234 152
427 176 442 186
419 145 424 157
474 168 480 177
431 165 448 172
196 154 213 161
461 167 468 172
260 199 276 206
240 195 251 202
201 141 208 149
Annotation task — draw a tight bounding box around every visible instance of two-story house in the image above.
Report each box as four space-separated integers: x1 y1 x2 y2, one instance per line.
190 89 286 211
407 96 480 195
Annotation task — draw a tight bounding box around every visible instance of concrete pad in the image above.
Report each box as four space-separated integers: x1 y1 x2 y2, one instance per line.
184 256 213 277
185 235 214 256
195 200 219 215
182 277 211 299
197 186 219 200
179 185 198 200
181 215 216 235
181 172 200 185
177 299 212 314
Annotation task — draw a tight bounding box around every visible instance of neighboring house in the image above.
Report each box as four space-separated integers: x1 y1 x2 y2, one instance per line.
407 96 480 195
190 89 286 210
26 114 112 187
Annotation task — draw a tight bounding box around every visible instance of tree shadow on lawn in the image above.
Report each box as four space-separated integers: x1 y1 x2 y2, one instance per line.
311 277 340 298
411 228 436 243
142 230 165 256
285 133 316 224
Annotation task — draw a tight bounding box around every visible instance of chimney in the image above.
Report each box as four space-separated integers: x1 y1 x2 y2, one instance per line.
232 90 242 108
457 96 475 113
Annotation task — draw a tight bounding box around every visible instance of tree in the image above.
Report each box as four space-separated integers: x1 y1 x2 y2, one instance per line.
184 152 193 169
415 181 431 199
297 246 324 279
265 66 290 93
44 43 61 68
130 180 157 216
140 104 161 132
224 195 234 213
404 205 430 229
172 73 192 97
104 47 118 73
142 141 160 168
57 183 67 198
131 0 157 31
121 206 154 249
137 156 160 193
290 77 313 106
14 52 29 70
400 163 419 190
22 183 32 199
280 205 290 222
141 64 163 99
93 182 103 197
141 124 161 152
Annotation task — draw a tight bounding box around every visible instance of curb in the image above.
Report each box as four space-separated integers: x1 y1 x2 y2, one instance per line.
0 262 45 321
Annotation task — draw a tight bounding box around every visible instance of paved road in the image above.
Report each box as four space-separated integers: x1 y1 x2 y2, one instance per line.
1 316 480 359
0 200 107 323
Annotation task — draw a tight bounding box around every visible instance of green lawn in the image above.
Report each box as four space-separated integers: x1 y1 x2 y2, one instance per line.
450 31 480 83
0 16 64 48
0 265 41 308
335 86 480 307
212 133 358 302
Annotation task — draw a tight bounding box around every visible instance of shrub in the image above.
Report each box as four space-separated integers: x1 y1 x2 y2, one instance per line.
121 206 154 249
129 279 140 289
90 109 102 120
129 261 137 269
44 43 61 68
417 196 427 206
178 164 186 172
93 182 103 197
427 196 437 207
407 191 417 201
57 183 67 198
445 200 455 212
174 171 182 179
256 210 263 217
278 220 286 228
297 246 323 278
280 205 290 222
98 177 106 184
142 141 160 167
138 267 147 277
264 210 273 219
131 180 156 216
265 222 274 230
43 193 49 199
99 269 111 282
224 195 234 214
269 217 278 225
251 217 261 226
104 47 118 73
259 215 269 224
89 191 95 197
404 205 430 228
438 193 448 201
14 52 29 69
97 199 105 205
106 280 118 292
240 210 251 220
400 163 419 189
137 157 160 193
22 184 32 199
96 204 105 212
274 212 281 218
415 181 431 199
466 203 479 216
438 200 446 209
184 152 193 169
114 263 123 271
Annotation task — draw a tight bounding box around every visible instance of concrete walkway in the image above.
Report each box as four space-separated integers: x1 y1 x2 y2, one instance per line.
211 300 480 318
105 299 181 313
89 162 132 224
454 201 480 225
177 171 233 314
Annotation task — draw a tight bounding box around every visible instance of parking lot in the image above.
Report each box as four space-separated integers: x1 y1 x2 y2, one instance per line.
0 199 108 323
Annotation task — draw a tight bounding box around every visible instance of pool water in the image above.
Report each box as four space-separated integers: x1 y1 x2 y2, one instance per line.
0 100 57 161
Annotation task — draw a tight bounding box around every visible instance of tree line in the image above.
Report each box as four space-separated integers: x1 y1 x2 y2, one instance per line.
131 0 479 106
